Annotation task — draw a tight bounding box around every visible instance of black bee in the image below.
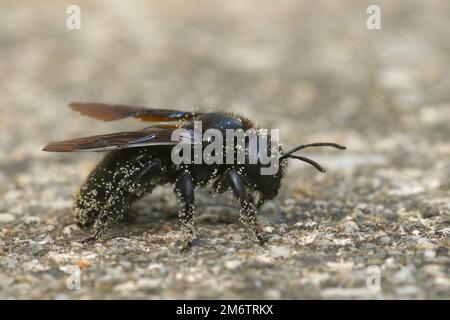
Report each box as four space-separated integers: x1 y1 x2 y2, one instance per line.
43 102 346 250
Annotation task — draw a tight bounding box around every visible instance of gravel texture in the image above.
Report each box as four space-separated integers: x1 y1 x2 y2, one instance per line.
0 0 449 299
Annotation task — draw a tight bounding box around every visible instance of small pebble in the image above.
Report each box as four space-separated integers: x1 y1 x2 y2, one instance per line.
225 260 241 270
0 213 15 223
340 220 360 233
269 245 290 258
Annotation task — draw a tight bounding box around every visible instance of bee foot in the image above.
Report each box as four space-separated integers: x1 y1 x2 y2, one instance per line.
81 235 98 244
257 234 268 246
179 237 202 252
180 241 193 253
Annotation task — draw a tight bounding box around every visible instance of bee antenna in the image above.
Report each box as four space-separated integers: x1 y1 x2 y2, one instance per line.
286 155 326 172
280 142 346 160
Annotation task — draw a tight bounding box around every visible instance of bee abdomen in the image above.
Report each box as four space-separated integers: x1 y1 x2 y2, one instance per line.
72 149 162 227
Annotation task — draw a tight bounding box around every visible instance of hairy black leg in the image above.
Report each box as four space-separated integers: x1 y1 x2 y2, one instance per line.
175 171 196 251
211 174 227 194
131 159 162 181
227 169 266 244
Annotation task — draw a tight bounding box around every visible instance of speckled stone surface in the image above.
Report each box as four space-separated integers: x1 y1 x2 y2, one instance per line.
0 0 449 299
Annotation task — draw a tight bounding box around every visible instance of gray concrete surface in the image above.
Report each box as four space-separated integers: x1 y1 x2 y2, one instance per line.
0 0 449 299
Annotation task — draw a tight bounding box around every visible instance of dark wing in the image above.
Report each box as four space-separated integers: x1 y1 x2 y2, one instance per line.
69 102 200 122
43 127 197 152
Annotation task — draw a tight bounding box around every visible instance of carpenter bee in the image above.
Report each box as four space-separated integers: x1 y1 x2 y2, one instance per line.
43 102 346 250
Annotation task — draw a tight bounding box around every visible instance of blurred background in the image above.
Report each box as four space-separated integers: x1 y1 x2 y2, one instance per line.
0 0 449 299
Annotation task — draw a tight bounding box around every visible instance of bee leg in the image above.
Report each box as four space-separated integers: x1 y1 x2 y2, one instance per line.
175 172 196 252
211 175 228 194
227 169 266 245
